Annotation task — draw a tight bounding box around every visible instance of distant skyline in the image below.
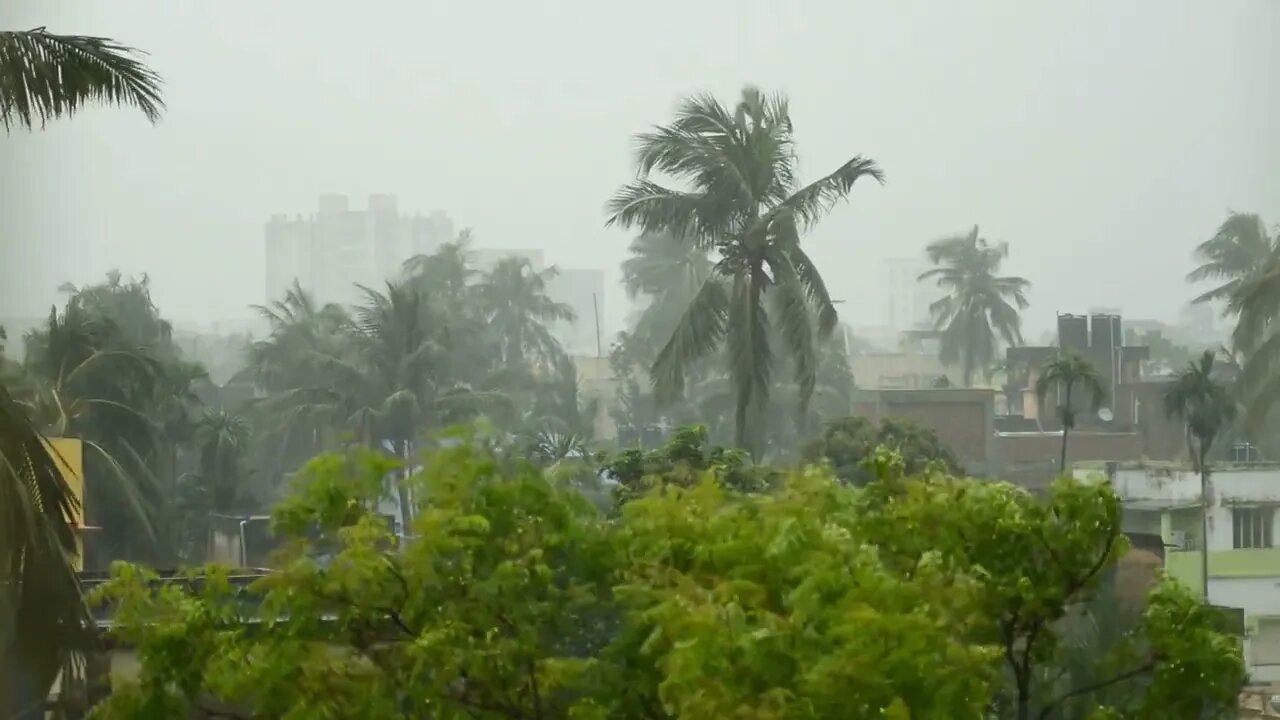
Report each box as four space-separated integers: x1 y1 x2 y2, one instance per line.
3 0 1277 341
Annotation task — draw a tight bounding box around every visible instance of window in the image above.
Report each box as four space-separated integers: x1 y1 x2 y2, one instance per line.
1233 507 1274 549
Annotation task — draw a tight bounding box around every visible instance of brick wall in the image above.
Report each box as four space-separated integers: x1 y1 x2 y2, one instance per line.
854 390 994 467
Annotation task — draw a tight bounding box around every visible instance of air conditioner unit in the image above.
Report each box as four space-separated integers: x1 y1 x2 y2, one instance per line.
1167 530 1188 549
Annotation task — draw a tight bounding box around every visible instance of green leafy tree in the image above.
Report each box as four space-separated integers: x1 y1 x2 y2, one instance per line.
919 225 1031 386
858 462 1243 720
1164 350 1238 600
89 437 1244 719
92 436 616 719
1035 352 1107 473
606 85 883 456
0 27 163 132
1187 212 1275 305
603 424 779 507
803 415 962 485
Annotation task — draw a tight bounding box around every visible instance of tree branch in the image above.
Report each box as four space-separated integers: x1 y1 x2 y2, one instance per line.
1035 661 1155 719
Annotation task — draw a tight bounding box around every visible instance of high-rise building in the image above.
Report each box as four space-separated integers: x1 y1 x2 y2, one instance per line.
885 257 938 330
545 268 606 356
264 195 456 306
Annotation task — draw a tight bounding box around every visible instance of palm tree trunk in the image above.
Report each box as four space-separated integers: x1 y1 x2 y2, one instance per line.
1059 426 1070 475
1059 384 1074 474
1199 443 1211 602
396 438 413 535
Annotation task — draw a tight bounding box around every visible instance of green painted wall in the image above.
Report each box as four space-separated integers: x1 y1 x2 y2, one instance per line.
1166 548 1280 598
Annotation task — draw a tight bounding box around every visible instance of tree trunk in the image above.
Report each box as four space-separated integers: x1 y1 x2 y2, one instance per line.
1059 384 1074 474
1200 442 1211 603
396 438 413 536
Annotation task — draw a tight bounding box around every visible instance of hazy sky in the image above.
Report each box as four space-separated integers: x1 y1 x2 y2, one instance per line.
3 0 1277 339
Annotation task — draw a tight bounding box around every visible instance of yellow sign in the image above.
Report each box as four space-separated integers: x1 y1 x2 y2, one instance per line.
43 437 85 570
44 437 84 526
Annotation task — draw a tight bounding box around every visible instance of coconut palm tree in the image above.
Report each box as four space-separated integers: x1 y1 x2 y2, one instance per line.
605 86 883 455
0 381 90 718
0 27 163 132
919 225 1031 386
621 231 714 351
473 257 576 370
1035 352 1107 473
1187 212 1275 306
1164 350 1237 601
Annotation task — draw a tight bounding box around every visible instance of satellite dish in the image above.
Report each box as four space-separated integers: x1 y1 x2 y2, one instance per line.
1098 407 1114 422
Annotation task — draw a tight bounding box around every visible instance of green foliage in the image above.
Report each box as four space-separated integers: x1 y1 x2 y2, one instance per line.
91 438 1243 719
604 424 780 505
803 415 962 485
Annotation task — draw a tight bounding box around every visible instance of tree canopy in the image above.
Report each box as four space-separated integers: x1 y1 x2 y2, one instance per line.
90 433 1243 719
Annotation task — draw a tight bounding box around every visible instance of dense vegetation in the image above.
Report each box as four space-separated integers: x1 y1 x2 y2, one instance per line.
90 436 1244 719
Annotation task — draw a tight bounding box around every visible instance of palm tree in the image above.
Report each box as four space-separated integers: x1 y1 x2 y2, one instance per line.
1187 212 1275 305
0 27 163 132
606 86 883 455
0 381 89 718
402 230 477 312
473 257 576 370
1035 352 1107 473
1164 350 1237 601
621 231 713 352
919 226 1031 387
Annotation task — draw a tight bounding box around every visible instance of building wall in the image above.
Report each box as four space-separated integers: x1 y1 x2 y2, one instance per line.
1093 464 1280 683
546 269 606 357
853 389 994 468
850 352 959 390
264 195 457 306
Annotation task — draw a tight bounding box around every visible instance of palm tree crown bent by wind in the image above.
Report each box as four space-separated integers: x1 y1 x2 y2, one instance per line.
605 85 883 455
1187 212 1275 306
0 27 164 132
919 225 1031 386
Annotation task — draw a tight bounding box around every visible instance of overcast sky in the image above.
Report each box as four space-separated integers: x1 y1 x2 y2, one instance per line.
2 0 1277 338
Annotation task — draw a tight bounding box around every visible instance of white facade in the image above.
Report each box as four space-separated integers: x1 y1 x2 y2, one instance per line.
884 257 938 331
264 195 456 306
1080 463 1280 681
545 268 606 357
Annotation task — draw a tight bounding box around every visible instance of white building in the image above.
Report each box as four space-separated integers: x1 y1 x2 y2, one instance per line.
264 195 455 306
546 268 606 357
885 257 939 331
1079 462 1280 681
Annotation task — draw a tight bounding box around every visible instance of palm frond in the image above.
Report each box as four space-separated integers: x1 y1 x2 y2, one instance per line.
0 28 164 132
769 155 884 231
651 276 730 403
0 381 89 704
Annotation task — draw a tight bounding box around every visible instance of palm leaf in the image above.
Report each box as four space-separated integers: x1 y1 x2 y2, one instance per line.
0 28 164 132
651 276 730 403
0 382 89 711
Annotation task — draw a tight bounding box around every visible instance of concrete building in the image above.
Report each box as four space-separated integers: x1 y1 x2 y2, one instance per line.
884 257 939 331
546 268 606 357
264 195 455 306
1079 461 1280 682
849 330 962 390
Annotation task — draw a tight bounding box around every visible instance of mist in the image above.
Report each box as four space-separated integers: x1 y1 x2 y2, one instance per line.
4 0 1276 337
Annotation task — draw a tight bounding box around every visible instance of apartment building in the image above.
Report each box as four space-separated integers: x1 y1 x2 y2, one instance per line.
1079 461 1280 681
264 194 455 306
